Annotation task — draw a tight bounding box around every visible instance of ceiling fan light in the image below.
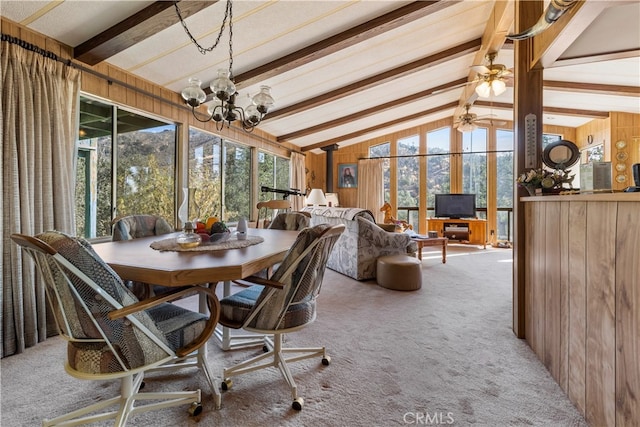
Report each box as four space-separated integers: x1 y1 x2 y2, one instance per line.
181 77 207 107
458 122 478 133
492 79 507 96
475 81 491 98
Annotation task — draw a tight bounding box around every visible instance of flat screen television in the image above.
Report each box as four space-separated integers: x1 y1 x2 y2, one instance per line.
434 193 476 219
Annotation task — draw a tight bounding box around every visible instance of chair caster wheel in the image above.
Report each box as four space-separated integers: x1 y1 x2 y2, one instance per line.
221 379 233 391
263 344 269 352
189 402 203 416
292 397 304 411
322 356 331 366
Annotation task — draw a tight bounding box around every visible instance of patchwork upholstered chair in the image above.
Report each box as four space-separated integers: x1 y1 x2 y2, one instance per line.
11 231 220 426
112 214 173 241
256 199 291 228
267 211 311 231
112 215 174 299
219 224 344 411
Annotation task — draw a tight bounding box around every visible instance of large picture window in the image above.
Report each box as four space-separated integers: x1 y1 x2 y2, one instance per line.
396 135 419 229
462 127 487 218
76 96 176 238
258 150 291 202
369 142 390 202
426 127 451 212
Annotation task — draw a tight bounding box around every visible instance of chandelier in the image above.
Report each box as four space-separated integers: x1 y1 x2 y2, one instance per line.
176 0 274 133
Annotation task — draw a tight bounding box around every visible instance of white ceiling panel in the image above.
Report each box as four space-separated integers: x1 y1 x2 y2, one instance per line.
1 0 637 151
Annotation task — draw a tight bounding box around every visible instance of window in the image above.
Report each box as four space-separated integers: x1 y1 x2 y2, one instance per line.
462 128 487 218
223 141 251 221
496 129 514 241
188 128 222 219
258 150 291 203
369 142 390 202
426 127 451 212
76 96 176 238
396 135 419 229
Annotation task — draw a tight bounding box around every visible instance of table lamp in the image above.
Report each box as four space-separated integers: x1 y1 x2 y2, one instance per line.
306 188 327 208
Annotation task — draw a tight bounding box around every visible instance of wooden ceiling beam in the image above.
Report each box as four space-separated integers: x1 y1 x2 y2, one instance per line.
300 101 460 152
233 0 461 90
455 0 515 117
266 38 481 122
531 1 610 69
74 1 216 66
474 100 610 118
543 80 640 97
277 78 468 141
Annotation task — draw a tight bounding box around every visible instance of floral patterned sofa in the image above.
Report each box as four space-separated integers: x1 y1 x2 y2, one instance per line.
302 207 417 280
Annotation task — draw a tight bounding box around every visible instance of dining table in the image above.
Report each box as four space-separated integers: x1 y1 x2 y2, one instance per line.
93 228 299 351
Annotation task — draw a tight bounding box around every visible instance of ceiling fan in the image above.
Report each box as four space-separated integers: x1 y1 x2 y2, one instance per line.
454 104 506 132
470 53 512 98
435 52 513 97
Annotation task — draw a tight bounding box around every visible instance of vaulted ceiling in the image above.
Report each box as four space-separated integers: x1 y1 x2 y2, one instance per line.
2 1 638 153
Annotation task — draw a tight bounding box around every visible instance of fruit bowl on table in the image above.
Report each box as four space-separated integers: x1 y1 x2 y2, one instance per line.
202 231 231 244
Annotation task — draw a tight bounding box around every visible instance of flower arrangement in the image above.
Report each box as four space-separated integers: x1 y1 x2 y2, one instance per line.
517 168 575 195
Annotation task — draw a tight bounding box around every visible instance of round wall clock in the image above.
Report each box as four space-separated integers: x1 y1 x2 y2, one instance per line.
616 174 627 183
615 140 627 149
616 163 627 171
616 151 628 161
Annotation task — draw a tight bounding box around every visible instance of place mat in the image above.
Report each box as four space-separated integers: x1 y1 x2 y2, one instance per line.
150 235 264 252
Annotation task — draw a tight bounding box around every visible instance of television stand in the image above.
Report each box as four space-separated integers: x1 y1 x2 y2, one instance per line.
426 218 486 248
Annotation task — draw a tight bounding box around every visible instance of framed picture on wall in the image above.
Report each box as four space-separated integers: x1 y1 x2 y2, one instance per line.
338 163 358 188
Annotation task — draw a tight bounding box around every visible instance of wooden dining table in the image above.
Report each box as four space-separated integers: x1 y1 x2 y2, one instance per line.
93 228 299 350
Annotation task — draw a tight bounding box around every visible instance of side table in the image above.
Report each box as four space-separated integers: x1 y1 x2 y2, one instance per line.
412 236 448 263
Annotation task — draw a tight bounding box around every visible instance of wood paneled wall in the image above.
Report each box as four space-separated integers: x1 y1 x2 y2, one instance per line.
524 194 640 426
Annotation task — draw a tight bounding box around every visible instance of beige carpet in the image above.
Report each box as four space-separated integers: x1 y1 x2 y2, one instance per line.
1 245 587 426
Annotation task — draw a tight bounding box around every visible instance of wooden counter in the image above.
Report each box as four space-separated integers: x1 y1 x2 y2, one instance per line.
521 193 639 426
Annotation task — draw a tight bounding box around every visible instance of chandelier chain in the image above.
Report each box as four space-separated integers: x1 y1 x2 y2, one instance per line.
174 0 232 57
228 1 234 80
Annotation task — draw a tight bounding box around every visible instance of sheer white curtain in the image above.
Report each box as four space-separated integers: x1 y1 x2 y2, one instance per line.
289 152 306 211
357 159 384 222
1 41 81 357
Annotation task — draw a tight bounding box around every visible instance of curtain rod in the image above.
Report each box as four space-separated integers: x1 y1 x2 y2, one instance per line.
1 33 300 155
360 149 514 160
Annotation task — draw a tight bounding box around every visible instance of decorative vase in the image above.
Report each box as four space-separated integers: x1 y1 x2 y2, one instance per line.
236 217 247 240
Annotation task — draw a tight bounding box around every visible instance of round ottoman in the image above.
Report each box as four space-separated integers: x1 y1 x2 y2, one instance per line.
376 254 422 291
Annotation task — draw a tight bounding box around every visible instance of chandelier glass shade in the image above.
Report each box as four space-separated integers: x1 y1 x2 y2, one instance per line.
475 77 507 98
176 0 274 133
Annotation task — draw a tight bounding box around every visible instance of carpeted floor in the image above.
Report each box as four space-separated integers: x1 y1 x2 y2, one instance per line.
1 245 587 426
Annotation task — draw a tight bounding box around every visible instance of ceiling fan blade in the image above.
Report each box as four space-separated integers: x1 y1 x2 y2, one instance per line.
431 80 474 95
471 65 491 74
476 119 507 126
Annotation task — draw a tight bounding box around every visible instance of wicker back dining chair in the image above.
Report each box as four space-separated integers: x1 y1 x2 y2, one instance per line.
112 215 173 299
218 223 344 410
256 199 292 229
11 231 220 426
